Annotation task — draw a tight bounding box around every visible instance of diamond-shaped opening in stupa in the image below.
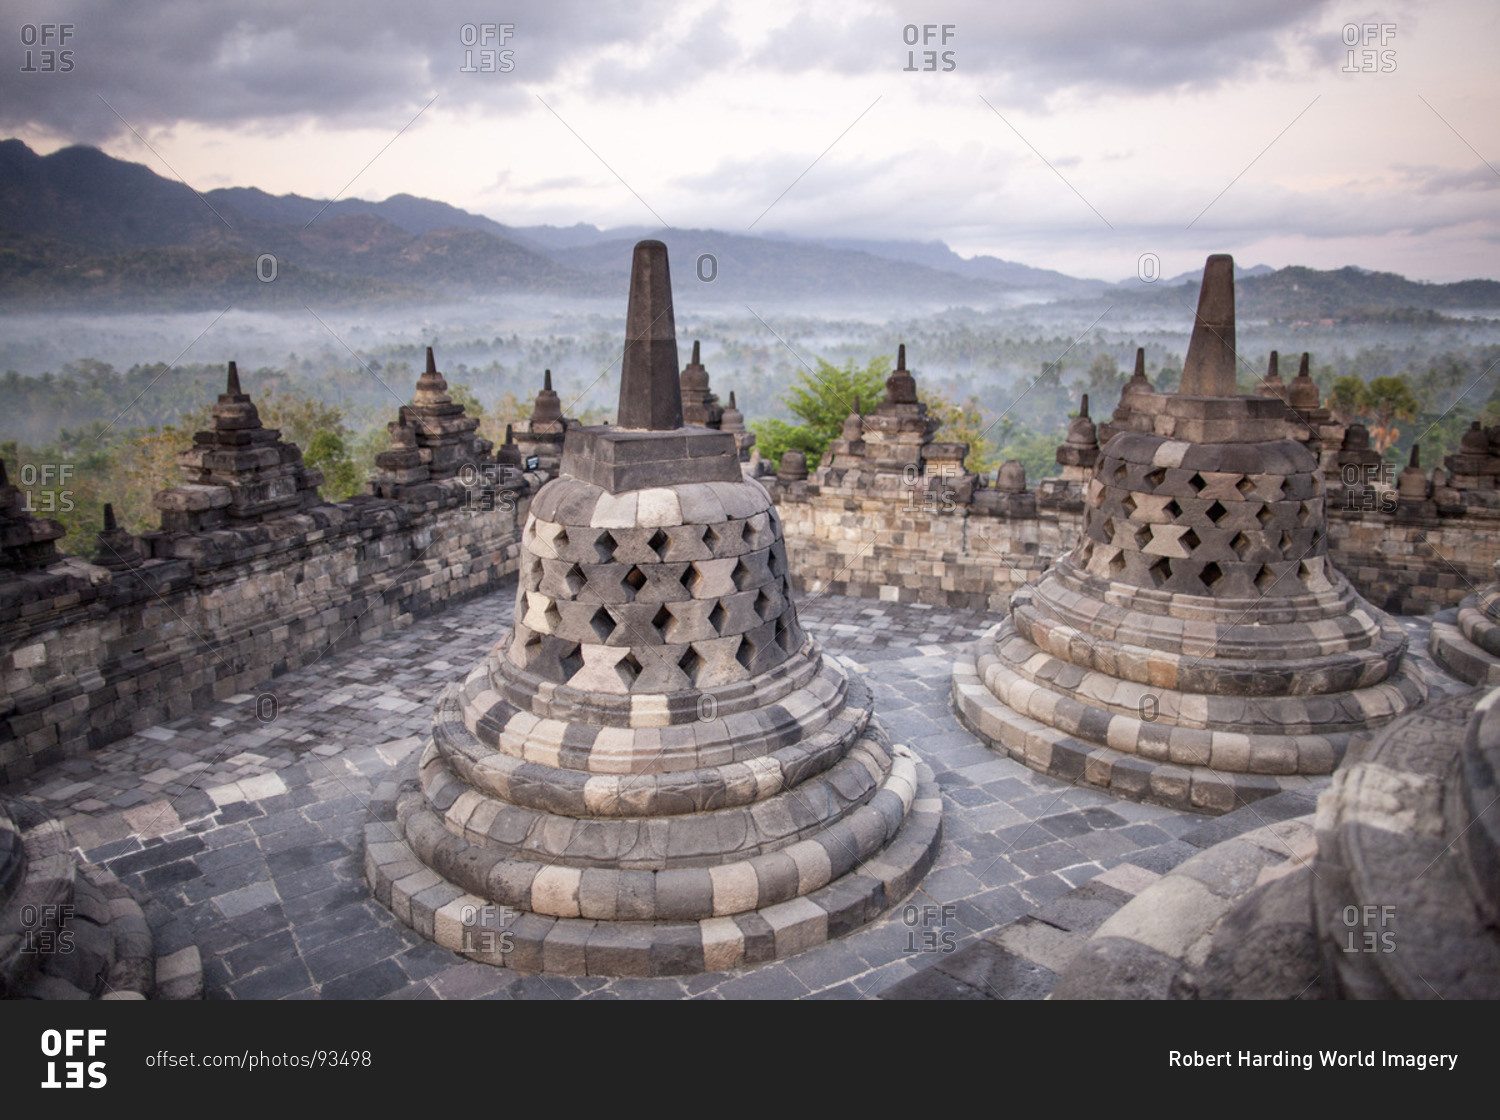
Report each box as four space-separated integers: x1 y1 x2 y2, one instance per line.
1200 561 1224 590
708 600 729 636
622 566 647 600
589 606 616 643
676 645 702 686
648 528 671 561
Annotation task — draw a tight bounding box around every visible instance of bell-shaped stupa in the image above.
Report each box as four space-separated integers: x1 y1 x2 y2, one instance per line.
366 241 940 975
953 255 1426 812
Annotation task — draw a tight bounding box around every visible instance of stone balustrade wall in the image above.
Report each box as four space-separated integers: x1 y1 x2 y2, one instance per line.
0 484 528 785
766 476 1086 612
8 463 1500 788
1324 505 1500 614
766 476 1500 617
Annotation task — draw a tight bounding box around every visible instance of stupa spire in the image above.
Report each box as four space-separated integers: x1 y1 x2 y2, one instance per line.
616 240 683 430
1180 254 1237 397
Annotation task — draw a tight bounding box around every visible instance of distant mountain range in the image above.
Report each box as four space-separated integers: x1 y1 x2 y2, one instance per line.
772 234 1111 298
2 139 1498 315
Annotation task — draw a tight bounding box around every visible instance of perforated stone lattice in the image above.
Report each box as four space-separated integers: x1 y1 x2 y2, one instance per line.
1079 447 1331 599
509 510 803 692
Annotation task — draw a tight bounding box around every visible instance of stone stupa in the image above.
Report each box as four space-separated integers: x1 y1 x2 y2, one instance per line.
153 362 324 530
953 255 1426 813
1051 681 1500 1000
678 341 723 429
1430 559 1500 686
512 369 568 477
365 241 941 976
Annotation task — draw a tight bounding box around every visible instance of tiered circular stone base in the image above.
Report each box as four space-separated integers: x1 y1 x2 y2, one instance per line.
1310 688 1500 998
1430 585 1500 686
364 474 941 976
1 796 200 1000
953 555 1426 814
1050 813 1323 1000
365 751 940 976
1053 687 1500 999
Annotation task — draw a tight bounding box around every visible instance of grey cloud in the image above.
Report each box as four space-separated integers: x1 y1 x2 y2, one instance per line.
1140 179 1500 244
749 0 1341 100
583 2 744 98
0 0 653 141
511 174 603 195
2 0 1348 146
739 156 1500 262
1414 164 1500 194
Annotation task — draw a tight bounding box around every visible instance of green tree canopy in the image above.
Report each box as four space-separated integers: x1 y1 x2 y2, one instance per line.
993 425 1065 482
750 355 888 468
304 430 361 500
925 392 999 476
749 354 999 474
1328 375 1366 423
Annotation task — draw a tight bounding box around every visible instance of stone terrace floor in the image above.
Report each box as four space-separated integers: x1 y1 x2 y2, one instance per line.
6 579 1469 999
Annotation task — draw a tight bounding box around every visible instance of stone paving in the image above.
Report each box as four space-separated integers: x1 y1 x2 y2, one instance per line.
3 578 1465 999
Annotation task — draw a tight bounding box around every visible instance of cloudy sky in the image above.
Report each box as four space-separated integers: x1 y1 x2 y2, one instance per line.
3 0 1497 282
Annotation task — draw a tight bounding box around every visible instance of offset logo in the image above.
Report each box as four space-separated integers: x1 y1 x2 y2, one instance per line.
40 1029 107 1089
460 903 516 955
902 462 960 513
16 463 75 513
1340 904 1396 953
20 903 74 953
1342 463 1397 513
901 903 958 953
1342 23 1396 73
459 23 514 73
902 24 956 72
18 24 75 72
